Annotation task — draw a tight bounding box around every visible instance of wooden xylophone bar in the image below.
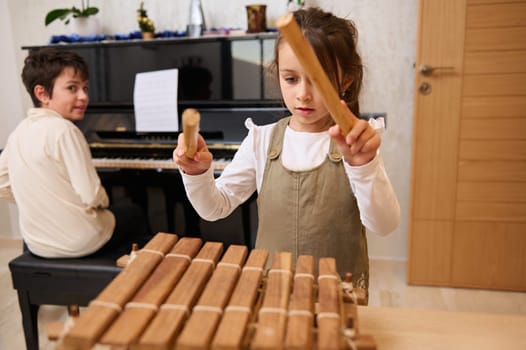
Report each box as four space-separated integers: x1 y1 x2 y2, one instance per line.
285 255 315 349
137 240 224 349
53 232 376 350
99 237 203 346
60 232 178 350
175 243 248 349
211 248 269 349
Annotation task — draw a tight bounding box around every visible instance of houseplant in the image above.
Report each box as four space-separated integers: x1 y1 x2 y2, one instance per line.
45 0 100 36
45 0 99 26
137 2 155 39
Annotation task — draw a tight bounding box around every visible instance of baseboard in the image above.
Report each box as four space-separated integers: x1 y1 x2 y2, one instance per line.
369 256 407 262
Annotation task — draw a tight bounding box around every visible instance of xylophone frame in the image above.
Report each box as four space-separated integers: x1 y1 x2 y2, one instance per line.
49 233 376 350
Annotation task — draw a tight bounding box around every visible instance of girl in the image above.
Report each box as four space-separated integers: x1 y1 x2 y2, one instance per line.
173 7 400 298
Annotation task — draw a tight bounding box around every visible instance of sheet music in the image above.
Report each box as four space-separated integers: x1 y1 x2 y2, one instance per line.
133 69 179 132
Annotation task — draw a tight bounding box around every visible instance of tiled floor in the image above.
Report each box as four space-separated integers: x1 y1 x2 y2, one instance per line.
1 238 525 350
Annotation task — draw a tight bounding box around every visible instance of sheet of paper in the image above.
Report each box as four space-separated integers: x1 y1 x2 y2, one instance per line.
133 69 179 132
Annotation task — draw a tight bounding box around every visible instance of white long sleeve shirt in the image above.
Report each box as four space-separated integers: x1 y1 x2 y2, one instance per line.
0 108 114 257
181 118 400 236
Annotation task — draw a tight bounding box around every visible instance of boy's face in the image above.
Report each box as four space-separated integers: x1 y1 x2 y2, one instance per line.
278 42 332 133
41 67 89 121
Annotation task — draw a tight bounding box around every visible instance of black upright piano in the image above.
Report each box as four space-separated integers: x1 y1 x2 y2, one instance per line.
23 34 386 246
23 33 288 246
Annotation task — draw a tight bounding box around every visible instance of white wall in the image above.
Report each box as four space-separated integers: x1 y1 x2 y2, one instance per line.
0 0 417 260
0 0 24 239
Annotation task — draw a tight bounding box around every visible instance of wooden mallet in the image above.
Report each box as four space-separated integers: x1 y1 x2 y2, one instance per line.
276 12 354 135
182 108 200 158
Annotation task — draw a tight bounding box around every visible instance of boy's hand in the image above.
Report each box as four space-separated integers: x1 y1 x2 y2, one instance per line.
328 101 381 166
173 133 213 175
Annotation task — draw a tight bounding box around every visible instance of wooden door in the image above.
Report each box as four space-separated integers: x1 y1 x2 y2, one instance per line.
408 0 526 291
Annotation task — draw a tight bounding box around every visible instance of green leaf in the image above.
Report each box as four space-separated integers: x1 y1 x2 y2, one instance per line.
44 6 99 26
45 8 74 26
82 7 99 17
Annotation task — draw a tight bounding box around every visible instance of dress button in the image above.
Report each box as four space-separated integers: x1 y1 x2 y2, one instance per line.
330 152 342 161
268 150 278 158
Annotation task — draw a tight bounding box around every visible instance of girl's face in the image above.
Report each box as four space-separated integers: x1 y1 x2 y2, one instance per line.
278 41 333 132
41 67 89 121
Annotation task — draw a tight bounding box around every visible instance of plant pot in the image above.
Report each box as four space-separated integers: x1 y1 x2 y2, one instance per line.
70 16 101 36
142 32 154 40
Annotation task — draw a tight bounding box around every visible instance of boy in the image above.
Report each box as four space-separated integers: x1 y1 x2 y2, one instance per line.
0 48 149 258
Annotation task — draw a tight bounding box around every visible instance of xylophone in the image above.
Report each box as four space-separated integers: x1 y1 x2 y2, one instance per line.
50 232 376 350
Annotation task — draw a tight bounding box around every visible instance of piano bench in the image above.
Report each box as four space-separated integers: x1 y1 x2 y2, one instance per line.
9 250 122 350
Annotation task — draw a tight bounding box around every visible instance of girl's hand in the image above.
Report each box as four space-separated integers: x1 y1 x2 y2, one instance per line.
328 101 381 166
173 132 213 175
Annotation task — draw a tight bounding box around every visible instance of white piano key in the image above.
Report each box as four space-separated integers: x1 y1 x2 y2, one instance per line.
92 158 230 171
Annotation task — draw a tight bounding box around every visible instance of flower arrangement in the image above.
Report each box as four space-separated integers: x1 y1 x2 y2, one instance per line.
137 2 155 33
45 0 99 26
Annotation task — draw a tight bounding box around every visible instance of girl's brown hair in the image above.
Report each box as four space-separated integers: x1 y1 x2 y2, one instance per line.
270 7 363 116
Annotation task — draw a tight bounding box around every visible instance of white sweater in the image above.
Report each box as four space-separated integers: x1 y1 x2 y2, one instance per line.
181 118 400 236
0 108 114 257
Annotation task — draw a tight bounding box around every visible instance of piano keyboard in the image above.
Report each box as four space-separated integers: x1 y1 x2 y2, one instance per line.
92 158 231 171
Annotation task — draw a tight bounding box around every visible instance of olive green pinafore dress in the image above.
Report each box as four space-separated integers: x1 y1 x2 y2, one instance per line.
255 117 369 297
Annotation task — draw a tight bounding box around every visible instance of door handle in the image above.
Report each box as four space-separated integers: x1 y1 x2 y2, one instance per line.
419 64 454 76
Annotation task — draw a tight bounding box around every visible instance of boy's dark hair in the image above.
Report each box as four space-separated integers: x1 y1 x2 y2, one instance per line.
270 7 364 117
21 48 89 107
